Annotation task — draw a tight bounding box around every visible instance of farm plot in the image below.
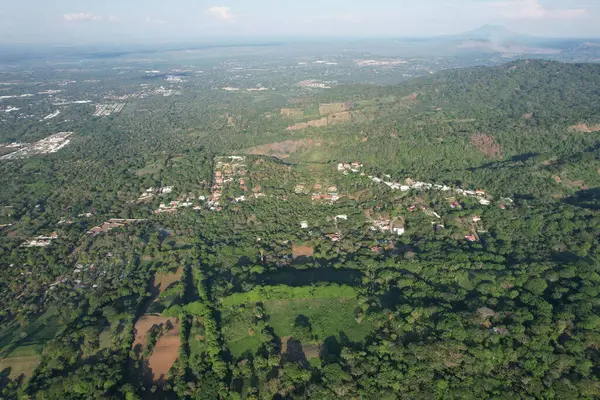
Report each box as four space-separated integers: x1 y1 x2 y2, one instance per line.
319 102 352 115
263 297 372 344
147 320 181 382
292 244 314 259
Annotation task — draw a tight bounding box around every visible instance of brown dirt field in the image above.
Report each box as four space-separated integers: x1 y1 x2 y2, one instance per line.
132 316 174 349
327 111 351 124
569 123 600 133
286 117 328 131
292 245 314 258
153 267 183 294
147 320 181 382
319 103 350 115
0 355 40 380
402 92 418 101
245 139 322 159
280 108 304 117
471 134 502 159
523 113 533 119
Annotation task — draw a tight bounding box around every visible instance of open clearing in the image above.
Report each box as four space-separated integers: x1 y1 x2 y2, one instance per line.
319 102 351 115
292 245 314 259
286 111 353 131
132 316 174 350
245 139 322 159
0 355 40 380
280 108 304 117
147 320 181 382
471 134 502 159
263 297 372 343
280 336 320 359
569 123 600 133
153 267 184 294
0 308 60 359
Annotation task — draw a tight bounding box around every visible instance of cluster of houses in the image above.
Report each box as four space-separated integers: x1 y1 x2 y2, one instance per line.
155 195 203 214
370 218 405 236
21 232 59 247
311 185 340 203
337 162 364 175
87 219 145 236
338 163 513 208
211 156 248 210
48 263 108 292
138 186 174 202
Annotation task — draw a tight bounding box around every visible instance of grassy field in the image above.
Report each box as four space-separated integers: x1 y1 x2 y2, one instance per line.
0 307 61 380
0 308 61 358
263 298 372 343
188 317 207 360
0 355 40 379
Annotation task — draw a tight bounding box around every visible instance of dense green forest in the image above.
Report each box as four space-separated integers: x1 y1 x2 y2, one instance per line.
1 58 600 399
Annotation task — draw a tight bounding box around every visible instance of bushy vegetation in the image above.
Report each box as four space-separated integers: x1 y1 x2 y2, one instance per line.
1 56 600 399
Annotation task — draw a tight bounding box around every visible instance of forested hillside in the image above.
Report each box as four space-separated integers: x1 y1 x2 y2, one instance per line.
1 59 600 399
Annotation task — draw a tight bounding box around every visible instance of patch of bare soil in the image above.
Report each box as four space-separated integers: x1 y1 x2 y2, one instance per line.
569 123 600 133
280 336 292 354
303 343 320 359
471 134 502 159
286 111 352 131
132 316 174 349
319 102 352 115
327 111 351 124
286 117 328 131
147 320 181 382
279 336 320 359
153 267 183 294
292 245 314 259
402 92 418 101
245 139 322 159
280 108 304 117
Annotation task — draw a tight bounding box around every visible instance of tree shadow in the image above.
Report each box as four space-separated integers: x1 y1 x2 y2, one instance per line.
320 336 341 363
282 338 308 367
563 187 600 210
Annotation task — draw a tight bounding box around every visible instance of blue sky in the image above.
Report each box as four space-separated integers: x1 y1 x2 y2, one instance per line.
0 0 598 44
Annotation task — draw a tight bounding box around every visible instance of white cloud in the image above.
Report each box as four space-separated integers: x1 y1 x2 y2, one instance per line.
63 13 121 22
487 0 586 20
206 6 235 22
63 13 104 22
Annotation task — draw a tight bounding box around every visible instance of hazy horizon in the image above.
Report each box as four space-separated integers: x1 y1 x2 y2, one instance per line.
0 0 599 45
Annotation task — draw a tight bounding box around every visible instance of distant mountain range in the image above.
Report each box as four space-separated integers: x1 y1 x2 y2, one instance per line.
436 25 600 56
